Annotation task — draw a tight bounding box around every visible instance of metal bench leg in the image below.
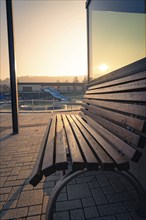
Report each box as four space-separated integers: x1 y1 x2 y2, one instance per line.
45 169 87 220
117 170 146 217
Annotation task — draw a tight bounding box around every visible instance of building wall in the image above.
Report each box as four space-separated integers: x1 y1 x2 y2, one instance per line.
19 85 42 92
18 83 85 93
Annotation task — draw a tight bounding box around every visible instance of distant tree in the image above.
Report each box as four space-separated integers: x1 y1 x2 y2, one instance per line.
0 83 10 94
73 76 79 83
82 76 87 83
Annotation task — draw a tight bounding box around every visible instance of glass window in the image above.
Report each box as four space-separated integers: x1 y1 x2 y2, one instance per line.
87 0 146 81
23 86 32 92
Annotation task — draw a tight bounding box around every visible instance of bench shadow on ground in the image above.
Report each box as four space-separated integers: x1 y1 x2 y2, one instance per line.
42 170 144 220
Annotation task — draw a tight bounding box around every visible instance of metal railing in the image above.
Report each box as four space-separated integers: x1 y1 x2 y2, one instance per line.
0 99 82 113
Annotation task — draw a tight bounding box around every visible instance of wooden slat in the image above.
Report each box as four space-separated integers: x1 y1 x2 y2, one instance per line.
29 118 52 186
79 112 141 162
62 114 85 170
88 71 146 91
80 109 141 148
42 116 56 177
55 114 68 170
75 115 130 170
82 99 146 117
84 91 146 102
71 115 115 170
82 103 146 132
86 79 146 94
66 114 99 170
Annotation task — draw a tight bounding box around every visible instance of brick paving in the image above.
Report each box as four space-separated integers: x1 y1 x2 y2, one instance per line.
0 113 146 220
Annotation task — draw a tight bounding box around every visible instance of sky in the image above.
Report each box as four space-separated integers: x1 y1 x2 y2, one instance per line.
0 0 87 80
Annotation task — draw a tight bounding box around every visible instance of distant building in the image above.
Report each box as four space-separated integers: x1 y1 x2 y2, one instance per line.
18 82 86 100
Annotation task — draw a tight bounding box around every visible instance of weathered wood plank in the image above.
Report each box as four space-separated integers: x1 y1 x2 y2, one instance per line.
84 91 146 102
71 115 115 170
42 116 56 177
82 99 146 117
62 114 85 170
29 118 52 186
88 71 146 91
55 114 68 170
86 79 146 94
80 109 142 148
79 112 141 162
75 115 130 170
82 103 146 132
66 114 99 170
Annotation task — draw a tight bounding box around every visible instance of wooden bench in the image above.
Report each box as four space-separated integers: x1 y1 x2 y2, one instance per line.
29 67 146 219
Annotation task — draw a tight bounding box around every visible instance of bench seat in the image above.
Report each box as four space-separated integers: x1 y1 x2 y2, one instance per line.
29 67 146 218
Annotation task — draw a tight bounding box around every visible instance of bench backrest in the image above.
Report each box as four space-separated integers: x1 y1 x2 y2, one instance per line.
80 71 146 163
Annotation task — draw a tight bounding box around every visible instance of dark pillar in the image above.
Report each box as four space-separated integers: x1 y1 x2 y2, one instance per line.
6 0 19 134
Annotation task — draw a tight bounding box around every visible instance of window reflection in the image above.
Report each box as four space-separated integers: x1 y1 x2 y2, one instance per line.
88 0 146 80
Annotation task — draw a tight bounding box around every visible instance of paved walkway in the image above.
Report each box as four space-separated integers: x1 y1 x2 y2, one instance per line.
0 113 145 220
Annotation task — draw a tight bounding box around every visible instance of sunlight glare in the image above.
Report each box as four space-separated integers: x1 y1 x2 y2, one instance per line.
98 64 108 72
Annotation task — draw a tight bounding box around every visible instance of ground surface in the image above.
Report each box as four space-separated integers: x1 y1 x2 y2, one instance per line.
0 113 145 220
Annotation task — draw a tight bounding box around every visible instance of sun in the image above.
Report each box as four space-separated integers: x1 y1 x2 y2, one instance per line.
98 64 108 72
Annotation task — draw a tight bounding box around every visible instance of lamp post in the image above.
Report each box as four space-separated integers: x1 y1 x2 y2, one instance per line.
6 0 19 134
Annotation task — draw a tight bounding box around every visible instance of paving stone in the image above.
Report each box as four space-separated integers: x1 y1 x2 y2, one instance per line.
10 166 21 175
8 185 23 200
0 187 12 194
56 200 82 211
42 195 49 214
3 179 25 187
0 207 28 219
68 179 76 185
28 205 42 216
102 185 115 194
43 187 53 195
106 191 133 203
17 169 31 179
0 194 9 202
3 199 18 210
57 192 67 202
90 215 117 220
27 216 41 220
116 212 133 220
119 177 133 190
109 178 125 192
7 175 17 181
67 183 91 200
91 188 108 205
0 201 5 210
17 190 43 207
130 211 146 220
41 214 45 220
88 179 100 189
96 175 110 187
70 209 85 220
84 206 99 219
53 211 70 220
123 199 139 211
98 202 127 216
85 171 99 176
43 180 55 188
0 177 7 187
23 184 34 191
82 197 95 207
0 172 10 177
76 175 95 184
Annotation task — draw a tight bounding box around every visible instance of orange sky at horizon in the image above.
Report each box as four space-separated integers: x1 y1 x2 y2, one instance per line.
0 0 87 80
